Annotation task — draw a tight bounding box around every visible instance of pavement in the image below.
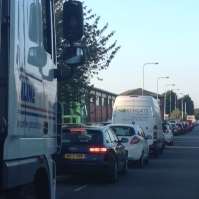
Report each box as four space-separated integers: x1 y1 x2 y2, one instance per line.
56 126 199 199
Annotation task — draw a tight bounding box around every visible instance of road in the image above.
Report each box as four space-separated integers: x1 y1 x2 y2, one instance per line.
57 126 199 199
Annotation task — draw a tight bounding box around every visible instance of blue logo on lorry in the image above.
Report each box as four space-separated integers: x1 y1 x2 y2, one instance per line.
21 81 35 103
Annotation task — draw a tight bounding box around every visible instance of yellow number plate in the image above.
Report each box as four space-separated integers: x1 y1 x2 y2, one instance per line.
64 154 85 160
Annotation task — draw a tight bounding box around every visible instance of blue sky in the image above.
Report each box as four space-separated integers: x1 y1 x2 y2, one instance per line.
85 0 199 108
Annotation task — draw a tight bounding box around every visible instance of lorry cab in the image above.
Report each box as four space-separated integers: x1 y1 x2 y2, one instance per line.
0 0 57 196
0 0 84 198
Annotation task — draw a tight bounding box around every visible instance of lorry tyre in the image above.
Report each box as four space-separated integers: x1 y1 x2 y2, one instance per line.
34 169 50 199
5 187 21 199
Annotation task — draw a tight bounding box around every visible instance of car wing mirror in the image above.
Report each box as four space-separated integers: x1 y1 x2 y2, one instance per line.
28 46 47 68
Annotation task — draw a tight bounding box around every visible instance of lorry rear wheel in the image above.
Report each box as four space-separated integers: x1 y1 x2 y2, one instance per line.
5 184 35 199
34 169 50 199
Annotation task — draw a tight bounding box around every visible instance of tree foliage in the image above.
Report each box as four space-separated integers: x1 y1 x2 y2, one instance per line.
163 91 194 116
178 95 194 115
194 109 199 120
170 108 181 120
55 1 121 105
164 91 177 114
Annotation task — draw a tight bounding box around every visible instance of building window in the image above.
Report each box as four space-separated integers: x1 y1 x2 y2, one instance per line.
96 96 100 106
102 98 105 106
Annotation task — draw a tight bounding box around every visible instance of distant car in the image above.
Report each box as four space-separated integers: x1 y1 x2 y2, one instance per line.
108 124 149 168
56 125 128 183
162 123 174 145
168 123 178 135
176 123 184 135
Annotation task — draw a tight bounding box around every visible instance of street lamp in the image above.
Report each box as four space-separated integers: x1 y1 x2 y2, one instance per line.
157 76 170 100
164 83 175 120
142 62 159 96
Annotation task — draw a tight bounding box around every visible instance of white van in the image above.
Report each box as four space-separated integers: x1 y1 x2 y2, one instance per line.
112 95 164 156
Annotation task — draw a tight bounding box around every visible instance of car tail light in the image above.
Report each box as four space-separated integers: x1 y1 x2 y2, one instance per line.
130 137 140 144
89 147 107 153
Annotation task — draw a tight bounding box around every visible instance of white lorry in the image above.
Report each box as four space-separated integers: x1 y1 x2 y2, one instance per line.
112 95 164 157
0 0 83 198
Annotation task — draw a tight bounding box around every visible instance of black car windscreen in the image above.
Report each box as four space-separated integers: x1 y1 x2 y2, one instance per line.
62 129 103 145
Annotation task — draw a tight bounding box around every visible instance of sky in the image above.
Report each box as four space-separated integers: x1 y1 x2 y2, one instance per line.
85 0 199 108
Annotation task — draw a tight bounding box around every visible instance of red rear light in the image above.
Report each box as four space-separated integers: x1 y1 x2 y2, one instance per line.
130 137 140 144
69 128 86 134
89 147 107 153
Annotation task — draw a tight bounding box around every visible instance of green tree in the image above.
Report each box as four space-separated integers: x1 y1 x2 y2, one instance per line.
170 108 182 120
55 1 121 106
164 91 177 114
178 95 194 115
195 109 199 120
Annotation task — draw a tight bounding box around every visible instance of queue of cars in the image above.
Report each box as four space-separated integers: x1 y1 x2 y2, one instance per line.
55 95 195 183
167 120 194 136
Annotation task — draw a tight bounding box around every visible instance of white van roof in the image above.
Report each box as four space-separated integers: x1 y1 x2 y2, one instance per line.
114 95 157 106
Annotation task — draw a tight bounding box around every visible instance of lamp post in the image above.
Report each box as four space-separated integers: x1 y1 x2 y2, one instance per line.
157 76 170 100
142 62 159 96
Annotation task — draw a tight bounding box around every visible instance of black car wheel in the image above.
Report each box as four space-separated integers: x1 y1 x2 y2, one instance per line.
153 147 159 158
137 153 144 168
107 157 118 183
120 158 128 174
145 154 149 165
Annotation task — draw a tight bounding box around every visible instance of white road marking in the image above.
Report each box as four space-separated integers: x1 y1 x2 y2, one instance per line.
74 185 88 192
167 146 199 149
175 136 199 139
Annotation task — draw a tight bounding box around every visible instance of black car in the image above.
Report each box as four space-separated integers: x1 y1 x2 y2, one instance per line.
56 126 128 182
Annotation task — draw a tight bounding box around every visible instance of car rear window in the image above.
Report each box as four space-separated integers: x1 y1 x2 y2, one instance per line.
110 126 135 136
62 128 103 145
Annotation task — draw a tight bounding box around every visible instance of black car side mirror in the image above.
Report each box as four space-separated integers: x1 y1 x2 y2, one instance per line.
64 46 85 66
63 1 84 43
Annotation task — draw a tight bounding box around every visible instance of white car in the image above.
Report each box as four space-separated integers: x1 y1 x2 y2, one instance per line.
162 123 174 145
108 124 149 168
